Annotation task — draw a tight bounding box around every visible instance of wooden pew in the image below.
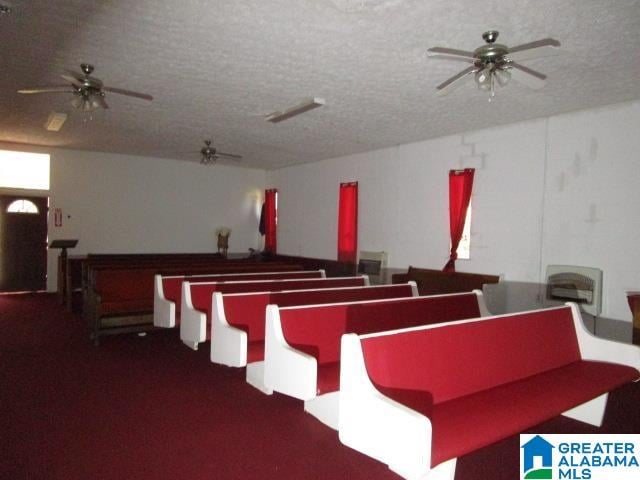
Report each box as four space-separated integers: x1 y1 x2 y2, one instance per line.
80 254 295 288
392 265 500 295
84 259 298 295
266 253 357 277
65 253 230 308
154 270 326 328
85 261 302 344
210 283 418 393
263 291 490 428
180 276 369 351
85 261 300 314
338 303 640 480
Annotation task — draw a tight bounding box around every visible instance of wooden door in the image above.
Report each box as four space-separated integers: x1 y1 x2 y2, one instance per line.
0 195 48 292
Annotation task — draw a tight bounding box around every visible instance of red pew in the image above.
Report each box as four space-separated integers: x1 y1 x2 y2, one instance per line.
263 291 490 427
180 276 369 350
210 283 418 393
339 304 640 480
153 270 325 328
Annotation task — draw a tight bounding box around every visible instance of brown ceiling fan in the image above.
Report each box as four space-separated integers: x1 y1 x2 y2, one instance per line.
428 31 561 99
17 63 153 111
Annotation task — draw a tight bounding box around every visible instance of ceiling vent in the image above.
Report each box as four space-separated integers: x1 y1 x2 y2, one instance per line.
265 97 325 123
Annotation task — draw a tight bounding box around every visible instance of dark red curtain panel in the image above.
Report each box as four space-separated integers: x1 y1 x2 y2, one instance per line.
338 182 358 263
264 189 278 254
443 169 474 272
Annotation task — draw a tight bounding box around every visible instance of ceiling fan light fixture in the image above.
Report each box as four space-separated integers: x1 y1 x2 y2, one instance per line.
494 68 511 87
475 68 489 84
475 68 491 91
90 96 102 110
82 98 96 112
70 95 82 109
201 154 216 165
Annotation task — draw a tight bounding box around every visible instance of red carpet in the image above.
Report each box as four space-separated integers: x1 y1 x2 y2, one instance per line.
1 293 638 480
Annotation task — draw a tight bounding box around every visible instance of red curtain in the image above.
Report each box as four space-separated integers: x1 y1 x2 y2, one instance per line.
338 182 358 263
264 189 277 254
443 169 474 272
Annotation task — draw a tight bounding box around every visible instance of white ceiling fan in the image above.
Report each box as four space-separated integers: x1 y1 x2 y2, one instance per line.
17 63 153 111
428 31 561 99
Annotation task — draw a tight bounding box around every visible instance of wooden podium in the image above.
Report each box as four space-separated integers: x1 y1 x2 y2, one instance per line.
50 239 78 305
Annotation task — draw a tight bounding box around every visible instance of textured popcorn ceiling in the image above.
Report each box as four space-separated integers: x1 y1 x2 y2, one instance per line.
1 0 639 169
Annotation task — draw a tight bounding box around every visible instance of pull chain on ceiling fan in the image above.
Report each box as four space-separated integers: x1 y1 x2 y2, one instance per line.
428 31 561 100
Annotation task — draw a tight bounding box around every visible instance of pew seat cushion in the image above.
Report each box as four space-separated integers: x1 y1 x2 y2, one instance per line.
380 360 638 467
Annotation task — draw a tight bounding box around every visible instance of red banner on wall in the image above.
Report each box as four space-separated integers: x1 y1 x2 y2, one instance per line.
338 182 358 263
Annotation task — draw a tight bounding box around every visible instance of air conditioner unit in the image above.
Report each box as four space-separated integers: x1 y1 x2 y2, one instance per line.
358 251 387 284
544 265 603 317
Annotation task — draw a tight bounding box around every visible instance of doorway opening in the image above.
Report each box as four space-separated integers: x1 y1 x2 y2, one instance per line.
0 195 48 292
0 149 50 293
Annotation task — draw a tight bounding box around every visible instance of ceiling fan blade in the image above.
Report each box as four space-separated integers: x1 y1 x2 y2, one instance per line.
61 74 84 88
103 86 153 101
435 65 476 95
427 54 475 64
17 86 74 94
508 46 561 62
216 152 243 160
509 38 560 54
509 62 547 89
508 38 561 62
427 47 476 58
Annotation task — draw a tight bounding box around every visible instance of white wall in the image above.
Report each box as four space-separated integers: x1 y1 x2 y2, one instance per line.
0 143 266 291
48 149 266 290
542 102 640 321
269 100 640 322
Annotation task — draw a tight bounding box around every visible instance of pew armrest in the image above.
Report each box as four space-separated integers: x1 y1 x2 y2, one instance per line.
473 289 493 317
179 282 207 348
569 303 640 374
264 305 317 400
211 292 247 367
154 275 175 328
339 334 432 479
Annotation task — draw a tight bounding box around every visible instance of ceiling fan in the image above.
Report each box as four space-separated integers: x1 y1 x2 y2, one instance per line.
428 31 561 99
17 63 153 111
197 140 242 165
